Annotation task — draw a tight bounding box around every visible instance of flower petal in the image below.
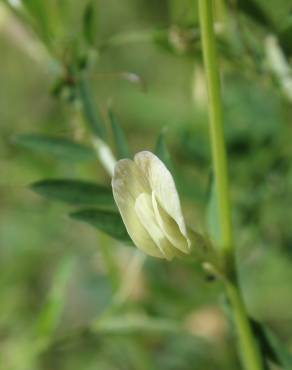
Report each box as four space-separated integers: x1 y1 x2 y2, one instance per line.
135 193 176 260
112 159 163 258
152 191 190 253
134 151 190 248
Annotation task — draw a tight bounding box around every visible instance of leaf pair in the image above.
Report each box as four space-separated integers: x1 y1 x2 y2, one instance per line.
15 110 131 243
30 178 132 244
27 130 171 246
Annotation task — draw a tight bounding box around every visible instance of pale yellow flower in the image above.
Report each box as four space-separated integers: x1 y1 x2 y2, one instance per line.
112 151 192 260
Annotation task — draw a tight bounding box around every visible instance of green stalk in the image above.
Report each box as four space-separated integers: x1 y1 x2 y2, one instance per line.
198 1 263 370
225 281 264 370
199 0 233 260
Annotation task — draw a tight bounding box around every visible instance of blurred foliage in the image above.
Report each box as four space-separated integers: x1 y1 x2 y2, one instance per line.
1 0 292 369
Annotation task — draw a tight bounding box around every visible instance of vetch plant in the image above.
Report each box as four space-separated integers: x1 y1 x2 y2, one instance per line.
5 1 292 370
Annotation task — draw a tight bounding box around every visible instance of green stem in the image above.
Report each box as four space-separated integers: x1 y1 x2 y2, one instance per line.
225 281 263 370
198 0 233 260
198 1 263 370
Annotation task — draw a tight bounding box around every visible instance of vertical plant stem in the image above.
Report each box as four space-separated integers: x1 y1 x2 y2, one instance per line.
199 0 233 260
225 281 263 370
198 1 263 370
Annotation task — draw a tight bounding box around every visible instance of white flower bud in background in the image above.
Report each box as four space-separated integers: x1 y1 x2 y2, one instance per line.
112 151 193 260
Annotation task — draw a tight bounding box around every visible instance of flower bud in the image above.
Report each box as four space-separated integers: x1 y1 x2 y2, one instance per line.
112 151 192 260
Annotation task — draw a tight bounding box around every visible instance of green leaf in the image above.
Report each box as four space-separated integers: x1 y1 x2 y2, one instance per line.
70 209 132 243
154 130 174 172
252 321 292 370
83 1 97 46
22 0 52 45
236 0 271 28
31 179 116 209
35 257 76 342
109 109 130 159
78 77 106 138
14 133 95 161
264 328 292 369
154 131 205 202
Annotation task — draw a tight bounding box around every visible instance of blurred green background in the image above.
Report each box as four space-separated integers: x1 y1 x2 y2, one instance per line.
1 0 292 369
